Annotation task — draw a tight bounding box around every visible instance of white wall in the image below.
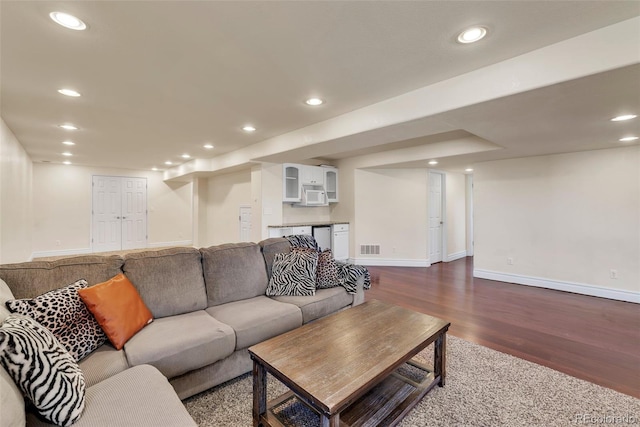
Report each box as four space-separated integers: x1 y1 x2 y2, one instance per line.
0 120 33 263
32 164 193 256
353 168 429 266
474 146 640 302
205 169 251 245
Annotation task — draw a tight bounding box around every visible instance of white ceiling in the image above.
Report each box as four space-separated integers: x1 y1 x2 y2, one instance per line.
1 1 639 176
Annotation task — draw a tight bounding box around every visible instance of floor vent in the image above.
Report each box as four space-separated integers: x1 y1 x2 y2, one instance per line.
360 244 381 255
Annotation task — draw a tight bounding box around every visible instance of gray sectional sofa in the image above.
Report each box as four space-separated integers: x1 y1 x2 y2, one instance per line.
0 237 365 427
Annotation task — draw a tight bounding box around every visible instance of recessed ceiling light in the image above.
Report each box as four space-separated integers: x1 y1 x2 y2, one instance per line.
164 161 173 165
465 168 474 172
457 26 487 44
203 144 214 149
305 98 324 106
610 114 637 122
428 160 438 165
152 167 159 171
49 12 87 31
62 141 75 146
619 136 639 142
242 125 256 132
58 88 81 97
181 154 191 159
58 124 78 130
62 152 73 156
63 161 72 165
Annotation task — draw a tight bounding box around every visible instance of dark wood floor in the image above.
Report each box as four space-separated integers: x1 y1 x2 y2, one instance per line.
364 257 640 398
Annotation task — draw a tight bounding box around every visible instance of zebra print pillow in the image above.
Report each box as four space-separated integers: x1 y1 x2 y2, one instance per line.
266 248 318 296
0 314 86 427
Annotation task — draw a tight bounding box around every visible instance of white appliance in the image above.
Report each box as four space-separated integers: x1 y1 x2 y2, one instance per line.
312 226 332 252
300 187 327 206
332 224 349 261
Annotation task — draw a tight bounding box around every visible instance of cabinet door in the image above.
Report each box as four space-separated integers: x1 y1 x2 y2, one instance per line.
292 226 312 235
332 228 349 261
283 164 301 202
324 167 338 203
301 166 324 186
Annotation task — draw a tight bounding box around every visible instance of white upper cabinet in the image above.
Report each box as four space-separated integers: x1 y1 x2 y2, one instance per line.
301 165 324 186
323 166 338 203
282 164 301 202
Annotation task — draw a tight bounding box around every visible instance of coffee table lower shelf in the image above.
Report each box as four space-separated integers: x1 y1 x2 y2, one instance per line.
260 359 439 427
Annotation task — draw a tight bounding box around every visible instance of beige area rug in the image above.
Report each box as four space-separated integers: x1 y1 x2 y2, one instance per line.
184 335 639 426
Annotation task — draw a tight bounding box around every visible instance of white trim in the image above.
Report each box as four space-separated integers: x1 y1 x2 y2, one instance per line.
445 251 467 262
148 240 193 248
31 247 92 260
351 258 430 267
474 269 640 304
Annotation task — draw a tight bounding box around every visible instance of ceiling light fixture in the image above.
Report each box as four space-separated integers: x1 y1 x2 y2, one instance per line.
181 154 191 159
242 125 256 132
610 114 637 122
164 161 173 165
465 168 474 172
49 12 87 31
428 160 438 165
305 98 324 106
62 141 75 146
62 152 73 156
152 167 159 171
58 124 78 130
457 26 487 44
63 161 72 165
619 136 639 142
203 144 214 149
58 88 81 97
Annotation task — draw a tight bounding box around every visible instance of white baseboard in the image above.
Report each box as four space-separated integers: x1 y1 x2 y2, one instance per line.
148 240 193 248
31 247 92 260
445 251 467 262
474 269 640 304
351 258 430 267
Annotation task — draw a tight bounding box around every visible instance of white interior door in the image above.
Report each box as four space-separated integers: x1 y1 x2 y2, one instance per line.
121 177 147 250
92 176 147 252
92 176 122 252
239 205 252 242
429 171 444 263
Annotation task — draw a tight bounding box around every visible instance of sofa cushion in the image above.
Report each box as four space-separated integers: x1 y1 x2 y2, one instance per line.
78 274 153 350
78 344 129 387
272 287 353 324
26 365 197 427
266 248 318 297
0 314 85 427
7 279 107 361
200 243 270 306
124 310 235 378
1 364 25 427
259 237 291 279
206 296 302 350
123 247 207 318
0 255 124 299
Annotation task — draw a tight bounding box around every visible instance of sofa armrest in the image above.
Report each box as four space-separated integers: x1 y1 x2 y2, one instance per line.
352 275 366 306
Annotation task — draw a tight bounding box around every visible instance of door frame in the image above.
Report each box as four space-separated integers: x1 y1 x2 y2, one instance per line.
428 170 447 264
91 175 148 252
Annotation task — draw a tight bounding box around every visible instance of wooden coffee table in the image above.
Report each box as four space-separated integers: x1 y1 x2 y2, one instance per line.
248 299 450 427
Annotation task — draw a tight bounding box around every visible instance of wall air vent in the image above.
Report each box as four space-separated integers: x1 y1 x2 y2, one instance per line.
360 244 380 255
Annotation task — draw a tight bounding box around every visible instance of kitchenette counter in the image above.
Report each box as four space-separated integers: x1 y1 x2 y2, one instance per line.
267 221 349 228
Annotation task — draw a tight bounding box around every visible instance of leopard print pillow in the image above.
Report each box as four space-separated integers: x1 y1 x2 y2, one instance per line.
6 279 107 361
316 249 341 289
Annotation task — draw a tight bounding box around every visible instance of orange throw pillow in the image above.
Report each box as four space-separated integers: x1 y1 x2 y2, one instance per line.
78 274 153 350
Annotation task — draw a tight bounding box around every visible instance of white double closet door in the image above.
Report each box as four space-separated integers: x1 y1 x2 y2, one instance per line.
92 176 148 252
